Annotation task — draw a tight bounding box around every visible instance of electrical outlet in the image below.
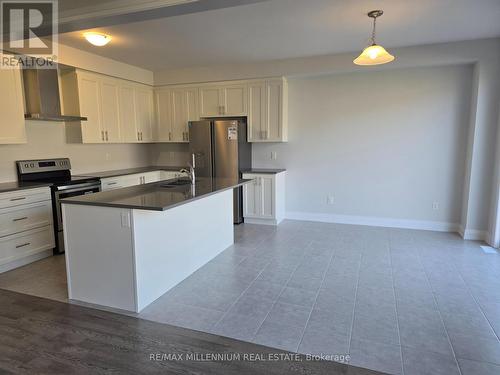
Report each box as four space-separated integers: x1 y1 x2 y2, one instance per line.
327 195 335 205
121 212 130 228
271 151 277 160
432 202 439 210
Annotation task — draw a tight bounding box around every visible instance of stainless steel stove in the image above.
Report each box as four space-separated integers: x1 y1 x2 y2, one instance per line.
17 158 101 254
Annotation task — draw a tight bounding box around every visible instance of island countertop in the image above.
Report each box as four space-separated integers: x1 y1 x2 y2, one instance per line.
61 177 251 211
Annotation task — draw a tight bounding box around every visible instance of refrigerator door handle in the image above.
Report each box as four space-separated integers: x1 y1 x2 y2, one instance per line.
191 153 196 168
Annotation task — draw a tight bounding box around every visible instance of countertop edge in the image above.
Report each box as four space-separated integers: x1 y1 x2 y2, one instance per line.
0 182 53 194
61 180 252 212
241 169 286 174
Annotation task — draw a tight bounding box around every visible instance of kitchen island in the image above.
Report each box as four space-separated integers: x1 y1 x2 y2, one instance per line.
61 177 250 313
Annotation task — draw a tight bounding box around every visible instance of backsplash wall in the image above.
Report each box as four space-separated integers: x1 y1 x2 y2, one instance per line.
149 143 190 167
0 121 151 183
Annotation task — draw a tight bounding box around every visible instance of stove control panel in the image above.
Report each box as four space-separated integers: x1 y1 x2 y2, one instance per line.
17 158 71 174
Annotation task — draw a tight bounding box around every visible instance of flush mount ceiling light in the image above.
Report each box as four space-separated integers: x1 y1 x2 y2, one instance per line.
84 32 112 46
353 10 395 66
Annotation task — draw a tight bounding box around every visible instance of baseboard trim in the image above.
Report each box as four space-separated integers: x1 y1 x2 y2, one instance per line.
285 211 460 233
244 217 279 226
0 249 52 274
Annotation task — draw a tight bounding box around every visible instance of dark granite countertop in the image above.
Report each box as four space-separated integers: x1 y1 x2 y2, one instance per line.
241 168 286 174
75 166 186 179
0 181 53 194
61 177 251 211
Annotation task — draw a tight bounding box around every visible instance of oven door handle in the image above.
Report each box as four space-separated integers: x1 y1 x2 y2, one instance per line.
55 183 101 193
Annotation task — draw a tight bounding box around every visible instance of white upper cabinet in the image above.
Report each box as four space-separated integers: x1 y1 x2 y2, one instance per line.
248 81 266 141
76 72 103 143
119 84 138 142
247 77 288 143
222 84 247 116
172 87 198 142
99 78 121 143
61 70 157 144
0 68 26 144
59 70 286 144
134 85 155 143
199 86 221 117
199 82 247 117
156 86 199 142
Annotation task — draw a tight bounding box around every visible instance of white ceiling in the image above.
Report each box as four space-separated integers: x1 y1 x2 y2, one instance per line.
57 0 500 71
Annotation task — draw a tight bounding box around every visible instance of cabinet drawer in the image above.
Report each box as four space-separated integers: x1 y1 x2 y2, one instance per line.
0 226 54 266
0 201 53 237
0 187 51 209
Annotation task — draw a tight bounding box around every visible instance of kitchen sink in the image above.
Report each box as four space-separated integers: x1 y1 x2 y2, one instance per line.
160 179 192 187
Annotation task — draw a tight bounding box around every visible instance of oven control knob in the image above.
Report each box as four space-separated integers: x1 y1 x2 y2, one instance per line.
30 163 35 168
24 163 29 168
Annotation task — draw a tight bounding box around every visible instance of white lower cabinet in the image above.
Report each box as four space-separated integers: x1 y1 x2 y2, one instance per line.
101 174 142 191
0 187 54 273
101 170 185 191
242 171 285 225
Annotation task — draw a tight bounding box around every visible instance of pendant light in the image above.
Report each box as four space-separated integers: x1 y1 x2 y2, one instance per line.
353 10 394 66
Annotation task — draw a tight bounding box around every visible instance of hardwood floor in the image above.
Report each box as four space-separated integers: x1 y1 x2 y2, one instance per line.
0 289 383 375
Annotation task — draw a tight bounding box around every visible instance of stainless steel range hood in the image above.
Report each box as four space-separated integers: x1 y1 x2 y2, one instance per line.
23 68 87 122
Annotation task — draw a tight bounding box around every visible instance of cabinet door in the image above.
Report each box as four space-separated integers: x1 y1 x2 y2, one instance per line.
259 176 275 218
222 84 247 116
77 73 103 143
135 87 154 142
184 88 198 141
155 89 172 142
199 86 221 117
248 81 266 142
143 171 161 184
266 79 284 141
243 178 260 218
171 89 186 142
99 79 121 142
119 85 138 142
0 68 26 144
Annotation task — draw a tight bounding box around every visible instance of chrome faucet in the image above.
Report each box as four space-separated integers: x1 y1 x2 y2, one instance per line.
180 153 196 184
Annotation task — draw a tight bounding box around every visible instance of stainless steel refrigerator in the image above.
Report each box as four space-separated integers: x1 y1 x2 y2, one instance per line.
188 118 252 224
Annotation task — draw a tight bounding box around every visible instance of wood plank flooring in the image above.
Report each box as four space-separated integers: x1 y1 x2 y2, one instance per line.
0 289 384 374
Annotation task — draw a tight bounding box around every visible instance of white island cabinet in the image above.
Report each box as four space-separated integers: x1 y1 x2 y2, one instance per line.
62 180 242 313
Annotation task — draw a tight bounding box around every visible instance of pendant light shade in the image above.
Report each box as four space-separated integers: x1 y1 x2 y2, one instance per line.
354 10 394 66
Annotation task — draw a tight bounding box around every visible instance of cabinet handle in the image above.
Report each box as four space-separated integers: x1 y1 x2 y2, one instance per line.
105 131 109 141
107 182 117 186
101 131 104 141
169 132 172 141
140 132 143 141
13 216 28 222
10 197 26 201
16 242 30 248
137 131 140 141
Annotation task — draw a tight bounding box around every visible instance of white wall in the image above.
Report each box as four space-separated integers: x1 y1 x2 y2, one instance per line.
0 121 150 182
252 65 472 227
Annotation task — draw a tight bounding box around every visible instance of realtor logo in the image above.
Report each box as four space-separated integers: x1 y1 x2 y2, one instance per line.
1 0 58 68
